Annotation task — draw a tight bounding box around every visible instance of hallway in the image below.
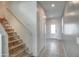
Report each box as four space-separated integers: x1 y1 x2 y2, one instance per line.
0 1 79 57
37 1 79 57
39 39 65 57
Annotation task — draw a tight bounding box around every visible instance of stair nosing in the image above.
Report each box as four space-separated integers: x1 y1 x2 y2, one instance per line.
8 36 14 38
9 39 21 43
7 31 14 33
1 19 26 57
10 49 25 57
9 43 24 50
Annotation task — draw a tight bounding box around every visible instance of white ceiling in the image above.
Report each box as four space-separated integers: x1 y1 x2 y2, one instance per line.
38 1 66 19
64 1 79 22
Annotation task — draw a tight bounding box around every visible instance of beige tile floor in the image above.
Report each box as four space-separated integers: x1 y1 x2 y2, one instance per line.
39 39 65 57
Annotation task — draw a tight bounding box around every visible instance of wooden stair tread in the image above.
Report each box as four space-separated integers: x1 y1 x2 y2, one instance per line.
5 27 12 30
6 30 14 33
9 39 21 43
7 31 14 33
9 43 24 50
3 24 10 26
10 49 25 57
2 22 8 24
5 28 13 30
8 36 14 38
1 18 28 57
9 35 20 39
4 25 10 27
5 27 12 29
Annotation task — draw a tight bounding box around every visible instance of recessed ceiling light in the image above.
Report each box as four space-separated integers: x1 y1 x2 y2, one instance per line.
51 4 55 7
65 12 76 16
43 15 46 19
72 1 79 4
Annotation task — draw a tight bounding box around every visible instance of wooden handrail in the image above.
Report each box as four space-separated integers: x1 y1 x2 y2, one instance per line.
0 16 5 23
0 17 31 57
0 16 4 19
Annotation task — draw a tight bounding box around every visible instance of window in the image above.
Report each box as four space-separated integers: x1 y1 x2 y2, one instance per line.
51 24 56 34
64 24 77 35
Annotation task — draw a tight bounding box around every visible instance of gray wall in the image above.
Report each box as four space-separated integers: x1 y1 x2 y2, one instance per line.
63 2 79 57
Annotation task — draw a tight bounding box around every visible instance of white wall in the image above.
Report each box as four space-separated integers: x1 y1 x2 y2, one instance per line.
0 32 2 57
0 24 9 57
63 2 79 57
5 1 37 56
0 2 9 57
37 5 46 56
5 8 33 52
46 18 62 40
6 1 36 33
0 1 45 56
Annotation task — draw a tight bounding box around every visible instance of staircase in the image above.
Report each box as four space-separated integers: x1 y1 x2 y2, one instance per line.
0 16 32 57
